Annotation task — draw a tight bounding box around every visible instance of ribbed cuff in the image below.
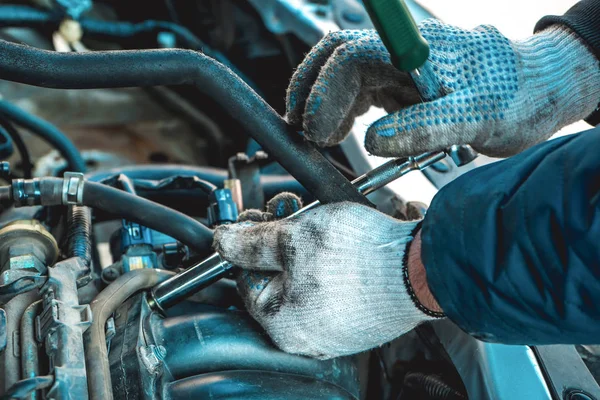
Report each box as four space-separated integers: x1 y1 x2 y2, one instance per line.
514 25 600 128
535 0 600 125
535 1 600 61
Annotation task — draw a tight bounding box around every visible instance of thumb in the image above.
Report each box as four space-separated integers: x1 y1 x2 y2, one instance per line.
213 221 288 272
365 92 478 157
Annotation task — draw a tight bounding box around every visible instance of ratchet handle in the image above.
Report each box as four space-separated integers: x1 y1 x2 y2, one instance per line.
362 0 429 71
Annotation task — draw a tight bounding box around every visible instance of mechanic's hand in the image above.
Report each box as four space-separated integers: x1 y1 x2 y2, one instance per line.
286 19 600 158
213 196 440 359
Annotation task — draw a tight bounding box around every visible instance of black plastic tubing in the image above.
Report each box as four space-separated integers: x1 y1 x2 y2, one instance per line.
82 181 213 252
0 39 369 206
0 100 86 172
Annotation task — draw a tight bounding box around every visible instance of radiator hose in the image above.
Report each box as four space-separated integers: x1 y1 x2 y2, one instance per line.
4 177 214 253
0 38 368 206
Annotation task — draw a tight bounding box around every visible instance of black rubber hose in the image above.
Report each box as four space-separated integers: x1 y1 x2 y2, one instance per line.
86 164 228 183
0 40 369 206
9 177 213 251
0 5 55 30
86 165 309 199
0 115 32 178
0 5 202 51
131 176 217 196
403 373 467 400
0 100 86 172
81 18 206 51
0 5 253 87
82 181 213 252
0 124 14 160
83 269 174 400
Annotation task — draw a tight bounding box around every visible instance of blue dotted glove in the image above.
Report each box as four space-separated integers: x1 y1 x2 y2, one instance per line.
286 19 600 158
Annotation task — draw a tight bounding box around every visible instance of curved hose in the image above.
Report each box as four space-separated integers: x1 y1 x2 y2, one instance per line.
86 165 309 199
115 175 218 196
0 124 14 160
0 115 32 178
83 269 174 400
0 39 368 206
82 181 213 252
0 5 202 50
86 164 228 183
0 5 252 86
9 177 214 253
0 100 86 172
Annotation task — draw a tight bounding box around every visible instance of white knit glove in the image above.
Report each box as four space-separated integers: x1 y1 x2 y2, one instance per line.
213 195 439 359
286 19 600 157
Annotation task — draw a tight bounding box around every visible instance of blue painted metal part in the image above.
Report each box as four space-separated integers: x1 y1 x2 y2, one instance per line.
433 319 552 399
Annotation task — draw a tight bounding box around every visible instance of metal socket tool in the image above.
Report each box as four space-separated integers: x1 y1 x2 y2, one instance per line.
148 147 475 314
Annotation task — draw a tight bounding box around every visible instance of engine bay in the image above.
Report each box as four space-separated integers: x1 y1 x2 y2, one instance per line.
0 1 598 399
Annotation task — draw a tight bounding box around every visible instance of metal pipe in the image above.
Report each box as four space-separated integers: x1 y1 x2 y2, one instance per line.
148 152 447 313
0 291 38 394
0 39 368 207
20 301 42 400
84 269 174 400
148 253 227 314
0 376 54 400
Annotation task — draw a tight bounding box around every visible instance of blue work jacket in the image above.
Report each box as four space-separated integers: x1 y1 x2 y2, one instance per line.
421 127 600 344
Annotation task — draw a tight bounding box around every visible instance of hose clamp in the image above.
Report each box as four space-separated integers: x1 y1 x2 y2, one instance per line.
63 172 85 205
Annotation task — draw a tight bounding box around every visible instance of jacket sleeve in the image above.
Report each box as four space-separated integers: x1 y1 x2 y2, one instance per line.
535 0 600 125
420 128 600 344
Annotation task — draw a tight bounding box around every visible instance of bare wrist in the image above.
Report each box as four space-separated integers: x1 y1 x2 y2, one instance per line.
407 229 443 314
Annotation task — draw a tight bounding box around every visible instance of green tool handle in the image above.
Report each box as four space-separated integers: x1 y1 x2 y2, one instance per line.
362 0 429 72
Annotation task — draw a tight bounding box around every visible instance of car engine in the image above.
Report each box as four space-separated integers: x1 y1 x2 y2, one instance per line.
0 1 598 399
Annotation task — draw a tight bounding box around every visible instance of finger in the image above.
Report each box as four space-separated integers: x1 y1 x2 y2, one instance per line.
236 194 301 314
365 91 480 157
237 269 280 310
239 271 287 323
285 30 375 126
302 37 408 146
265 192 303 220
213 220 291 272
238 209 268 223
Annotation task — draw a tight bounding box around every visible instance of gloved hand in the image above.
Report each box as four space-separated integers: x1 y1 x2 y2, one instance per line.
213 194 441 359
286 19 600 157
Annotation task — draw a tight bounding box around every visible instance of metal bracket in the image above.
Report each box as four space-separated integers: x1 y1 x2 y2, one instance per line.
62 172 85 205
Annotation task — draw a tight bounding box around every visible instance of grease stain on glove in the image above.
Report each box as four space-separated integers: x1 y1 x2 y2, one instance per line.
214 200 436 359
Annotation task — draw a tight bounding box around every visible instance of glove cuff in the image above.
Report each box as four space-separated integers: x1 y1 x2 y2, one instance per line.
402 222 445 318
515 26 600 129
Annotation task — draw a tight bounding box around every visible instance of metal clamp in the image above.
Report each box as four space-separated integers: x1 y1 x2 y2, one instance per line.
62 172 85 205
